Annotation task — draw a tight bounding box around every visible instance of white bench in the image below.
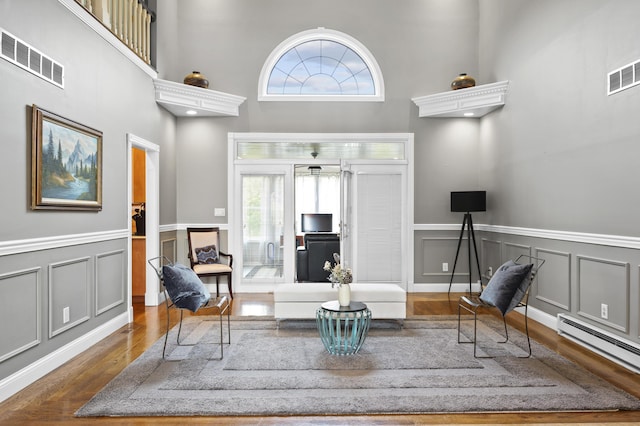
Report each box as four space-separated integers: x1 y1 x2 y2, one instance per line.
274 283 406 320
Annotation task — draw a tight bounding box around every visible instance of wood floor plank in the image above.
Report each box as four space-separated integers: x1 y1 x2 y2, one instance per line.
0 292 638 425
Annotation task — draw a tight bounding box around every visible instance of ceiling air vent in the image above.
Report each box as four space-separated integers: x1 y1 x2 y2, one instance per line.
608 59 640 95
0 27 64 88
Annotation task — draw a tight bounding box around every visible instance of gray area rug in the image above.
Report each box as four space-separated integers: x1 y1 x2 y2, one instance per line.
76 316 640 417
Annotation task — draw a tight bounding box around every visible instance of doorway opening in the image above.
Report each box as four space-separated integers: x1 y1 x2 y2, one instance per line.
228 132 413 293
127 134 160 318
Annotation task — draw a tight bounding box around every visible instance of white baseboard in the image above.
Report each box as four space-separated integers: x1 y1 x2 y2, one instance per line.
0 311 130 403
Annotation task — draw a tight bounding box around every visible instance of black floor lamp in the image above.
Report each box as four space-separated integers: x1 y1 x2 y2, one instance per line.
448 191 486 295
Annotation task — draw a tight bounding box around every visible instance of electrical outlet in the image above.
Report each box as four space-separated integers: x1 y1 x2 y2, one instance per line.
442 262 449 272
488 267 493 277
63 307 70 324
214 208 226 217
601 303 608 320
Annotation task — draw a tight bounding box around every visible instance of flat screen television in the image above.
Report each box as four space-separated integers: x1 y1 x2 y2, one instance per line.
301 213 333 233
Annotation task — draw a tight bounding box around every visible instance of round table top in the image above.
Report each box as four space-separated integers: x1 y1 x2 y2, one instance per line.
320 300 367 312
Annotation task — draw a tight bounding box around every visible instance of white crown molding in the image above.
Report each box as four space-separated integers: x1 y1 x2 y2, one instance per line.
57 0 157 79
414 223 640 250
0 229 129 257
153 79 246 117
412 80 509 118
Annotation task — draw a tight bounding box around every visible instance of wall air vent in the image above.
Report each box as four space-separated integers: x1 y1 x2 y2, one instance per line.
0 27 64 88
608 59 640 95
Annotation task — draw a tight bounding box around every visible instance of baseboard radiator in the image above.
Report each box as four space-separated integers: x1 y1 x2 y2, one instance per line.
557 314 640 374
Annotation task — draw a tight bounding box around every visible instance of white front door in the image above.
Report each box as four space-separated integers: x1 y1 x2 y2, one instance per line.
345 163 407 286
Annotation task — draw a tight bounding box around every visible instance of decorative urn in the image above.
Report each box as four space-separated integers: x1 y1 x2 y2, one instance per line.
450 73 476 90
183 71 209 89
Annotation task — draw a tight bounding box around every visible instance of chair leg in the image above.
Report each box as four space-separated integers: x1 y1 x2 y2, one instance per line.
498 316 509 344
208 297 232 360
162 296 171 359
176 310 185 344
227 272 233 299
518 306 532 358
215 276 220 297
457 301 484 358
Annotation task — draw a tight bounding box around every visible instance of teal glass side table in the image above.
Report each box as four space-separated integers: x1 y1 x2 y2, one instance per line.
316 300 371 355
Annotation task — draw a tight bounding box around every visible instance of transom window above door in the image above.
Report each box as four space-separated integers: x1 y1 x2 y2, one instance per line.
258 28 385 102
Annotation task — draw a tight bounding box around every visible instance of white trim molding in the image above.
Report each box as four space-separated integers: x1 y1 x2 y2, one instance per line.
414 223 640 250
476 224 640 250
0 229 129 257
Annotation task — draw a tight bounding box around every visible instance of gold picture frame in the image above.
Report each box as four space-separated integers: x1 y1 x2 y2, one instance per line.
31 105 103 211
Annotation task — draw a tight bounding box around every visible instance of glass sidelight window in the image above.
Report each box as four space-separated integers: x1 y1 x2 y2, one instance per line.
241 174 285 281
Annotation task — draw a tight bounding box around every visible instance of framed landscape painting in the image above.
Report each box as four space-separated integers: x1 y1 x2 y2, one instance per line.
31 105 103 211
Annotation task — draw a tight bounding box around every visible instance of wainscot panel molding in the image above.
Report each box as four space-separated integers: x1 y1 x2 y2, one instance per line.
415 224 640 249
57 0 157 79
48 257 91 338
504 242 532 261
161 238 177 264
535 248 571 311
0 311 129 404
420 237 469 278
95 250 126 316
480 238 501 281
0 229 129 257
576 255 629 333
0 267 41 363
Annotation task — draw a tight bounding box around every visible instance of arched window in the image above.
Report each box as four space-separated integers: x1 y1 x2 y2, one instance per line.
258 28 384 102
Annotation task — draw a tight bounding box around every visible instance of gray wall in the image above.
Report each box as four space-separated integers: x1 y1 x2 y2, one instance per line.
416 0 640 345
169 0 480 224
168 0 640 345
474 0 640 343
478 0 640 235
0 0 176 381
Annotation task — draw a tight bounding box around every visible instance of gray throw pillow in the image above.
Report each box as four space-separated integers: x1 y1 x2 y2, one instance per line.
195 244 219 264
162 263 211 312
479 260 534 315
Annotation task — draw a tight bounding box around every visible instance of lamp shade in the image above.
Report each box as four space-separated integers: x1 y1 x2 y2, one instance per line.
451 191 486 212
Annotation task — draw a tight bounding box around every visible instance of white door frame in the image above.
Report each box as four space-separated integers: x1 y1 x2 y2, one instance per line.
127 133 161 316
228 132 414 291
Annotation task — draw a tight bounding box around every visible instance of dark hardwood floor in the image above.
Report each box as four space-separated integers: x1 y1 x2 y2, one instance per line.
1 292 639 425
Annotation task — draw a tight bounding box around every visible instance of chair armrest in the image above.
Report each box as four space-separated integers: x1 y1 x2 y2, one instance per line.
219 251 233 268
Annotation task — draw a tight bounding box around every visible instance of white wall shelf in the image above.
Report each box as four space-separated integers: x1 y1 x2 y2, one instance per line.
153 79 246 117
411 80 509 118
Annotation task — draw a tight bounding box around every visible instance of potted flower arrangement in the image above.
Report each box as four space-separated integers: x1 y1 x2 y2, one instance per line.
324 253 353 306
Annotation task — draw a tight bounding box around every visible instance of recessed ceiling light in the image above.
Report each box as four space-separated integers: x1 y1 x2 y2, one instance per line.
186 110 198 115
464 112 475 117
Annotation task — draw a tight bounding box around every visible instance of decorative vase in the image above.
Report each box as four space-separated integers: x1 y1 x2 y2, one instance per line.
183 71 209 89
338 283 351 307
450 73 476 90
